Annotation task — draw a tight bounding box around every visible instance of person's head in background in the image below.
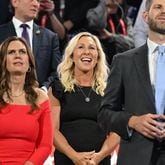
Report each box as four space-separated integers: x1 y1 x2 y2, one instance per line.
57 32 109 96
143 0 165 42
106 0 124 14
10 0 40 22
0 36 38 109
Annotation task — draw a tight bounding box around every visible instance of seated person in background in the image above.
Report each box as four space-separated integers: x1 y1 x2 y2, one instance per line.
48 32 120 165
88 0 134 66
0 36 53 165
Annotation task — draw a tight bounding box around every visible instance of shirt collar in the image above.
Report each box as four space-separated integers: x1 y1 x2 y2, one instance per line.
147 38 159 56
147 38 165 55
12 17 33 30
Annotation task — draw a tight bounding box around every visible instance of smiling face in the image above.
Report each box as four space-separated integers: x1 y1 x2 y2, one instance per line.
72 36 99 74
6 40 30 75
11 0 40 22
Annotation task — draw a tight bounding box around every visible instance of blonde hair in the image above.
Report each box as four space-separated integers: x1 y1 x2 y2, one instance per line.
58 32 109 96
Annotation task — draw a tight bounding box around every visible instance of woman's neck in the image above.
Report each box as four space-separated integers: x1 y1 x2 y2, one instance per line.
75 73 93 86
9 75 25 93
74 68 95 86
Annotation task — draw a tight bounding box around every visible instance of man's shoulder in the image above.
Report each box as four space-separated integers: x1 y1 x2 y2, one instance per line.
112 44 148 65
0 21 13 29
117 44 147 57
0 21 15 43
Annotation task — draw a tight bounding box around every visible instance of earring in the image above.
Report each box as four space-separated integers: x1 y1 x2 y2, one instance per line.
27 67 31 72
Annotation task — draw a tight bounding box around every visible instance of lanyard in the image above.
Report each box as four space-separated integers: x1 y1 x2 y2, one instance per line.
108 17 127 36
119 18 127 36
41 15 47 27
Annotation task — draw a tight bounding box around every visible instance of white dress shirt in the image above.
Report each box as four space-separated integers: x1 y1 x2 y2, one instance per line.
147 39 158 88
147 39 165 88
12 17 33 48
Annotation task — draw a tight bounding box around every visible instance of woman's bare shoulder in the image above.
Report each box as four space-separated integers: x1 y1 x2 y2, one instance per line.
34 88 49 104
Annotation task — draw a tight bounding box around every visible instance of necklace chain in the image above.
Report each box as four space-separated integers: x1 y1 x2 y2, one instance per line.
9 90 25 97
77 86 92 102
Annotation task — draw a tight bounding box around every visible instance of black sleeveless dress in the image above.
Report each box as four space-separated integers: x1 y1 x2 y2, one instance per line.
52 79 110 165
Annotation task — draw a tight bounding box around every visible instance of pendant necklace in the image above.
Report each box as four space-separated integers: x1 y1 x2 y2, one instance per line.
77 86 92 102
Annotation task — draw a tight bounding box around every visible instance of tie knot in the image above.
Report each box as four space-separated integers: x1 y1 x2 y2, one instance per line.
20 24 29 30
158 45 165 55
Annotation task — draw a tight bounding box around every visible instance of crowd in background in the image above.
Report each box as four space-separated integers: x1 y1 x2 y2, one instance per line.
0 0 145 67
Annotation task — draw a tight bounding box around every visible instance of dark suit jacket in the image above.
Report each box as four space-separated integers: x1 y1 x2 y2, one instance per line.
0 0 12 24
0 21 61 89
98 44 156 165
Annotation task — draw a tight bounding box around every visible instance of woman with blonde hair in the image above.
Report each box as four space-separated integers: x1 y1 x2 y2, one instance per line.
49 32 120 165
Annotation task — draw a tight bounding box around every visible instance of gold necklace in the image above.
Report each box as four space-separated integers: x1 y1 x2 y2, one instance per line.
77 86 92 102
9 90 25 97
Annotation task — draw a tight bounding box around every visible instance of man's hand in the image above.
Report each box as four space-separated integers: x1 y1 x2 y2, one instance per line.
39 0 55 16
128 113 164 139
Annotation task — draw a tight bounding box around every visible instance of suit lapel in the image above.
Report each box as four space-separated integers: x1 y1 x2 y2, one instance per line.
133 44 155 110
32 24 41 57
9 21 17 35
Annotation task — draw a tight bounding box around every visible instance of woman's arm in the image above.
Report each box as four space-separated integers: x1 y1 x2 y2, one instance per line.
88 132 120 165
27 89 53 164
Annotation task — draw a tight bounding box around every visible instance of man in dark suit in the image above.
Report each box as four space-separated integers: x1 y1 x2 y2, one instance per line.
0 0 61 90
98 0 165 164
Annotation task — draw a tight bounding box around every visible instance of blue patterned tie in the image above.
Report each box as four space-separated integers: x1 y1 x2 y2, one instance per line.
20 24 30 46
155 46 165 115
